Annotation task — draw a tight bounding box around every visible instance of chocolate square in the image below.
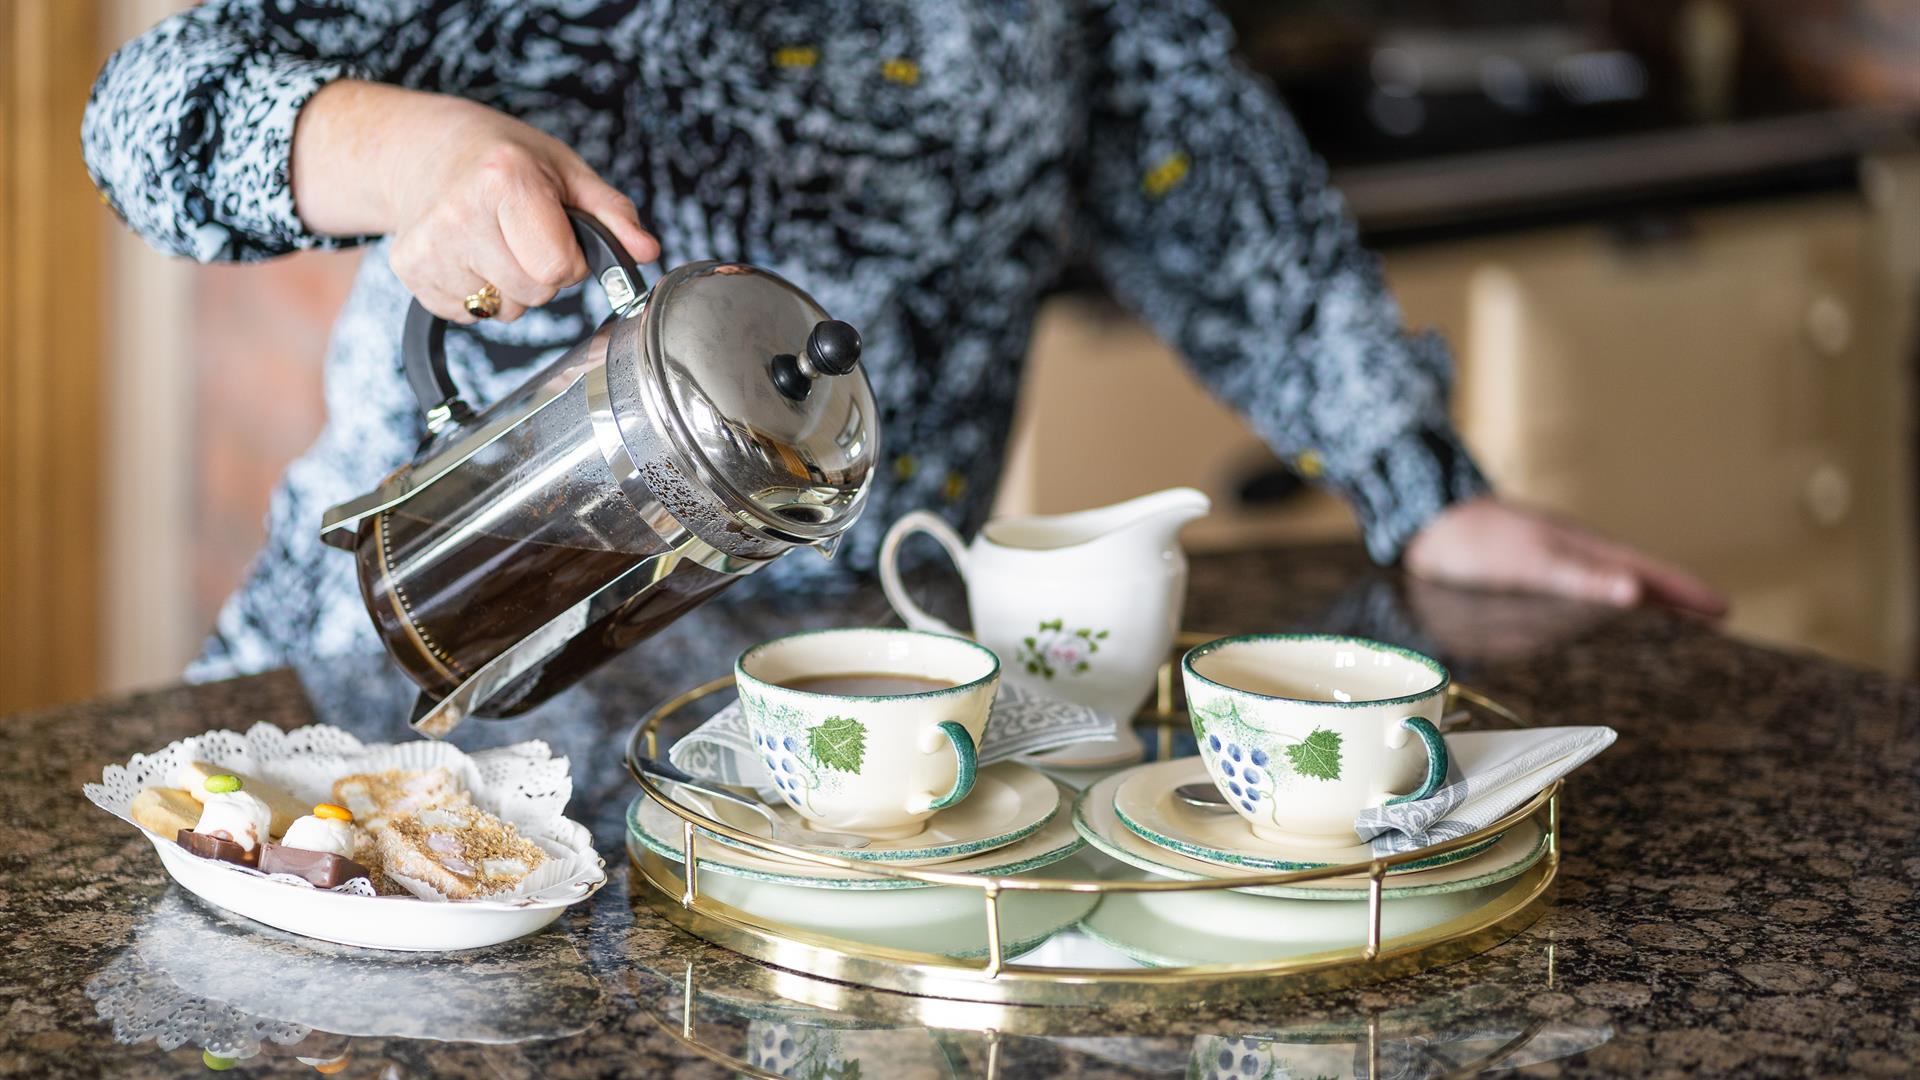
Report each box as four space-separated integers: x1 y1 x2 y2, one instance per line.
258 843 372 889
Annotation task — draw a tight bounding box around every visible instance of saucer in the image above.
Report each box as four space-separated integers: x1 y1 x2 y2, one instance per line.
690 762 1060 866
1020 735 1145 769
628 781 1084 890
1113 758 1496 874
1073 767 1547 900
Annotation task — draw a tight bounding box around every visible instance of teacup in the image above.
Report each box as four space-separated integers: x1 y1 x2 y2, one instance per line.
1181 634 1451 848
735 628 999 839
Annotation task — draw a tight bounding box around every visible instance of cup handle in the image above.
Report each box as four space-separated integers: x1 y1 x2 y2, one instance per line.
879 511 969 636
1383 716 1449 806
909 721 978 813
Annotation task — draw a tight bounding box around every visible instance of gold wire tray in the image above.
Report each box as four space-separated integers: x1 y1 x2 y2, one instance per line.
624 633 1560 1008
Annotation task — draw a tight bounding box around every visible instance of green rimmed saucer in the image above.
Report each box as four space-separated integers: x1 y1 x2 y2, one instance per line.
1113 757 1497 875
1073 765 1546 900
628 781 1083 890
687 762 1059 867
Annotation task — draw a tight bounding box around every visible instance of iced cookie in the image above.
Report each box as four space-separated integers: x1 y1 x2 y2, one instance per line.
181 773 273 865
177 760 305 836
376 805 545 900
279 802 357 858
130 787 201 836
332 767 470 833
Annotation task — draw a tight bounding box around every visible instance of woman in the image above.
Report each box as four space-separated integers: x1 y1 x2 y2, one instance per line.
85 0 1723 680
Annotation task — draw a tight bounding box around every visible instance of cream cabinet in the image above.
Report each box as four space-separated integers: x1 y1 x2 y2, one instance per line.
997 173 1918 673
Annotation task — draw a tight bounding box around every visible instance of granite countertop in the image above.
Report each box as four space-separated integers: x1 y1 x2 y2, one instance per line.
3 546 1914 1078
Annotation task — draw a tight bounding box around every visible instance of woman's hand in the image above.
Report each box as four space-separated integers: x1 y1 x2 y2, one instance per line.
291 80 658 323
1403 496 1729 617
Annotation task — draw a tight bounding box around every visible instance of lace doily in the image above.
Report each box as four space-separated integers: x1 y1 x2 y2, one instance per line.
87 958 311 1059
83 722 600 906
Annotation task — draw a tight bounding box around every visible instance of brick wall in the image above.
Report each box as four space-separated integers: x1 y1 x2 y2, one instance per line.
190 251 359 631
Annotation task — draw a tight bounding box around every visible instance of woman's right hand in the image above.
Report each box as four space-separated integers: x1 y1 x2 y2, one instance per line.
291 79 659 323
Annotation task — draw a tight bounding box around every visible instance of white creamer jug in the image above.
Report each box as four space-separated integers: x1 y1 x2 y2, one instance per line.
879 487 1210 765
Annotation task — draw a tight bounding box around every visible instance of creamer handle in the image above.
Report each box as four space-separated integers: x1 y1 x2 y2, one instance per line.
878 511 969 635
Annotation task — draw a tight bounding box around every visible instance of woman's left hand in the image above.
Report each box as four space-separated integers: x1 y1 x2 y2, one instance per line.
1403 496 1730 617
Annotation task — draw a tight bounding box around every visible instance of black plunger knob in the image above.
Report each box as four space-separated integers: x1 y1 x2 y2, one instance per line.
806 320 862 376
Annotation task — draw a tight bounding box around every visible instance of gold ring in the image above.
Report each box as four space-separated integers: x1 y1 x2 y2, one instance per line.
463 282 502 319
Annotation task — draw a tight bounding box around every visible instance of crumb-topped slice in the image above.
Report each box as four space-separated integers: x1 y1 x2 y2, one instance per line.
376 806 545 900
331 767 470 833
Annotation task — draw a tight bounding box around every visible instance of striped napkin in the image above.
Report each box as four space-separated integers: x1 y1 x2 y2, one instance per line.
1353 726 1616 855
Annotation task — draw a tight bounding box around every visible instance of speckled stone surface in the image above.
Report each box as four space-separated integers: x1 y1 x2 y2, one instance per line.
3 546 1915 1078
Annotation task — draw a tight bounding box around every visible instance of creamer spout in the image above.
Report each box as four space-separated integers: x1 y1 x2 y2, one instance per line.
1113 486 1212 547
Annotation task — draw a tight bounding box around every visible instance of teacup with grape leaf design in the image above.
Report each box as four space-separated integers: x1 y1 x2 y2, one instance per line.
1181 634 1451 848
735 628 999 840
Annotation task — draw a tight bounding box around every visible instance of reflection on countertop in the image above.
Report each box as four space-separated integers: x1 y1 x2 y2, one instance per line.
5 546 1915 1077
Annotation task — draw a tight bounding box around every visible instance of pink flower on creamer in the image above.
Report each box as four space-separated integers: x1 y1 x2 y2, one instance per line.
1016 619 1110 679
1047 639 1089 668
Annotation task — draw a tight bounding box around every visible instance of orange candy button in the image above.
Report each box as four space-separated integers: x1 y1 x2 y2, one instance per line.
313 803 353 822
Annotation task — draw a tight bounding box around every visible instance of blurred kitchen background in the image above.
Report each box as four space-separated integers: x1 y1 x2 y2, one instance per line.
3 0 1917 714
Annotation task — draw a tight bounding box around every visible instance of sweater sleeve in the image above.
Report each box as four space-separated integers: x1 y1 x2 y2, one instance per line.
82 1 480 263
1077 0 1491 563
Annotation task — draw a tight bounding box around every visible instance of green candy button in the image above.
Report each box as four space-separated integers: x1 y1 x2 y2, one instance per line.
202 1050 237 1070
202 774 242 794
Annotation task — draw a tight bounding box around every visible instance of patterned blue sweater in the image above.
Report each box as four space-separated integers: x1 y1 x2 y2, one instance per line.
83 0 1489 678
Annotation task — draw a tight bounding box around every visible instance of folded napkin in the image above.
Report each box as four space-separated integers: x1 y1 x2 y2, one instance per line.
1353 726 1616 855
668 682 1112 790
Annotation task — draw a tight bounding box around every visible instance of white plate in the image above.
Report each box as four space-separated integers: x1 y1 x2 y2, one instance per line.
84 723 606 951
1074 767 1547 900
629 783 1084 890
695 762 1059 866
1080 870 1521 967
143 829 603 951
1112 757 1495 874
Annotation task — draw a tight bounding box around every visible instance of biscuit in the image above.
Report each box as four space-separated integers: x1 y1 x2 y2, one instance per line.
376 805 544 900
130 787 201 836
331 767 470 834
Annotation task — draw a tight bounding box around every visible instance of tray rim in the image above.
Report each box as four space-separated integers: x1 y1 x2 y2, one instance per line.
622 632 1562 1006
630 845 1556 1007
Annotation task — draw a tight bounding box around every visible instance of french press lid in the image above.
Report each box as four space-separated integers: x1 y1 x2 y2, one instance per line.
602 260 879 554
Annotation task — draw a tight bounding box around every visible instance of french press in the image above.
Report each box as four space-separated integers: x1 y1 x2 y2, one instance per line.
320 212 878 736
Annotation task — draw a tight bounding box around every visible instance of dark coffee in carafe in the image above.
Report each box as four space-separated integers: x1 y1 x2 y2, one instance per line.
356 512 736 716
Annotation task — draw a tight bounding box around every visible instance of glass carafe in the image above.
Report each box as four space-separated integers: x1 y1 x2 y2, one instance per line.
321 213 877 735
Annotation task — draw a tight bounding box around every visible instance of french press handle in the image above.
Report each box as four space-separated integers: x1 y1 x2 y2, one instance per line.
400 208 647 434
